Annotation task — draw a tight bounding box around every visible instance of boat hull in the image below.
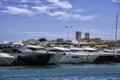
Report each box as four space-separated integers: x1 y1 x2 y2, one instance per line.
12 53 52 66
81 53 98 63
94 52 120 63
48 52 64 64
0 53 15 66
59 53 84 64
59 51 98 64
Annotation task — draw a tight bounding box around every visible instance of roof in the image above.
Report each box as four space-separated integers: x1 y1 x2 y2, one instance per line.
46 47 70 51
25 45 44 49
82 47 97 51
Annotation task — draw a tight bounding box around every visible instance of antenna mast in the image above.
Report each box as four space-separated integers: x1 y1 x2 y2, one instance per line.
115 13 118 41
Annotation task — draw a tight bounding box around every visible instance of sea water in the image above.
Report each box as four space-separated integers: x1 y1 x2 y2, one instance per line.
0 63 120 80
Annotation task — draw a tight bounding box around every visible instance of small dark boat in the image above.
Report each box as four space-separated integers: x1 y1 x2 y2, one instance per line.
94 50 120 63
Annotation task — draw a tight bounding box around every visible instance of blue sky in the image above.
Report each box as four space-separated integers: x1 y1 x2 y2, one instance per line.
0 0 120 42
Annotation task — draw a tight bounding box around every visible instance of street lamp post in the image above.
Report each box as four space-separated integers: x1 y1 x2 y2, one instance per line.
65 26 72 40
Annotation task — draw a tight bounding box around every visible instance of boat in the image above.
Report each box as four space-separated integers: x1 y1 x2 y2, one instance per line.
25 45 64 65
70 47 99 63
47 47 86 64
94 50 120 63
0 50 16 66
1 47 52 66
70 47 120 63
80 47 120 63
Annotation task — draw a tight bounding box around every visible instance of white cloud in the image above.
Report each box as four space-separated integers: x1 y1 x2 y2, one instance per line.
74 9 85 13
47 11 96 21
32 6 50 13
2 6 33 15
48 11 68 17
47 0 72 9
1 0 96 21
111 0 120 3
79 15 96 21
32 5 96 21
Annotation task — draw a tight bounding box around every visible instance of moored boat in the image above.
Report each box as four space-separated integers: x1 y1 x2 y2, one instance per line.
48 47 85 64
70 47 98 63
94 49 120 63
1 47 52 66
25 45 64 65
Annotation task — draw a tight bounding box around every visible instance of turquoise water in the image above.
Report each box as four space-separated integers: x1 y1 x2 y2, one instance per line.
0 63 120 80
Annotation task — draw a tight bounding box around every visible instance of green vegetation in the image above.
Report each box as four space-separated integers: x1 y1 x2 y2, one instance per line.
35 41 40 45
96 42 108 45
46 44 51 47
95 41 120 48
116 44 120 48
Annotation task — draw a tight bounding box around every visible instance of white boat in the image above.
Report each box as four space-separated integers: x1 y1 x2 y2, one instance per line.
74 47 120 63
0 51 16 66
48 47 85 64
70 47 99 63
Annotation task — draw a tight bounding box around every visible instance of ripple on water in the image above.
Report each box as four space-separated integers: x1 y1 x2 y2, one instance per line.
0 64 120 80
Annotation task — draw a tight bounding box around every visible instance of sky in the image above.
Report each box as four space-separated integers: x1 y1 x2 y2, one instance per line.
0 0 120 42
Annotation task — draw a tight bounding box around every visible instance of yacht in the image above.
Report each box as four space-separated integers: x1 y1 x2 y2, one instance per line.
0 50 16 66
78 47 120 63
25 45 64 65
47 47 86 64
70 47 98 63
71 47 120 63
94 48 120 63
1 47 52 66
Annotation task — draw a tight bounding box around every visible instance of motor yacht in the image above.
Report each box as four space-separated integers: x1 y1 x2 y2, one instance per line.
70 47 98 63
25 45 64 65
47 47 86 64
76 47 120 63
94 48 120 63
1 47 52 66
